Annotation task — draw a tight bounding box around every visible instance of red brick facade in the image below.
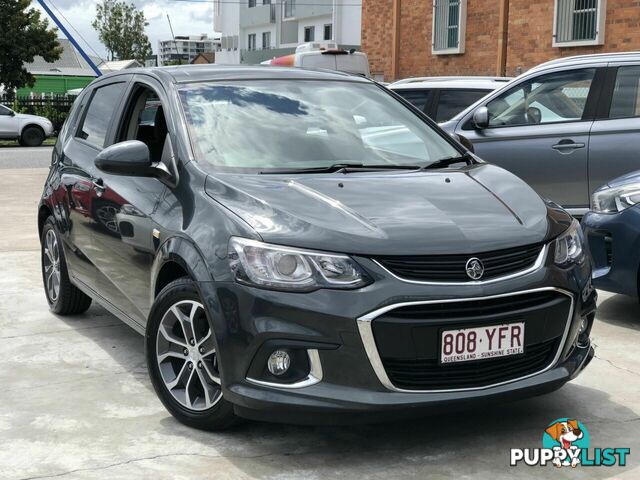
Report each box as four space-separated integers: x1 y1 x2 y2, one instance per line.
362 0 640 82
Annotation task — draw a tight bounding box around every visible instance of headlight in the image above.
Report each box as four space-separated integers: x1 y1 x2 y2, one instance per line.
592 182 640 213
554 221 585 267
228 237 371 291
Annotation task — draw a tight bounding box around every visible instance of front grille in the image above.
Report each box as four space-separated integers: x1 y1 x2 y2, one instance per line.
384 339 558 390
371 290 571 391
375 243 542 282
386 291 560 320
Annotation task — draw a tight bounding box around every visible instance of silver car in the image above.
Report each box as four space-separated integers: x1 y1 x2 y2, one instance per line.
441 52 640 216
390 76 510 123
0 104 54 146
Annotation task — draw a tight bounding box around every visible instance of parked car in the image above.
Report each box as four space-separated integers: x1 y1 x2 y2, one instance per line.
441 52 640 217
582 170 640 297
39 65 595 430
389 77 510 123
0 104 54 146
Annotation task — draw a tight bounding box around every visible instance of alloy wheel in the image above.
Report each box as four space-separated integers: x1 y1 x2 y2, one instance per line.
95 205 119 234
43 229 61 303
156 300 222 411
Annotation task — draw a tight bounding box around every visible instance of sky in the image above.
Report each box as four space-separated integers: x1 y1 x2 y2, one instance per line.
31 0 216 60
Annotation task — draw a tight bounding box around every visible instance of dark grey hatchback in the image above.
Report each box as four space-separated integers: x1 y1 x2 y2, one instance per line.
38 66 596 430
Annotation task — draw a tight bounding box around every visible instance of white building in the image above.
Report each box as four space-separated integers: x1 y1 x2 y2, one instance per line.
213 0 361 65
158 34 221 66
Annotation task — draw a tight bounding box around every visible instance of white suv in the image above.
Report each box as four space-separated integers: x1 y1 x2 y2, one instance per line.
0 104 54 146
389 76 511 123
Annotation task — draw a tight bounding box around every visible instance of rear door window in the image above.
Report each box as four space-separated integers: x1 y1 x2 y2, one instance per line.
609 66 640 119
434 89 490 122
394 89 432 113
77 82 127 148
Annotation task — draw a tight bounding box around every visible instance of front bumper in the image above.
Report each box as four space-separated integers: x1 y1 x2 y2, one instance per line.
582 207 640 296
198 252 596 425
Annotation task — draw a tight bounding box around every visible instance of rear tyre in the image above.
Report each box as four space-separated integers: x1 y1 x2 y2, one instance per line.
19 126 45 147
41 217 92 315
146 278 238 431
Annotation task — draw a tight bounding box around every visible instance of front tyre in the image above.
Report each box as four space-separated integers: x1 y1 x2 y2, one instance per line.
20 126 45 147
41 217 92 315
146 278 238 431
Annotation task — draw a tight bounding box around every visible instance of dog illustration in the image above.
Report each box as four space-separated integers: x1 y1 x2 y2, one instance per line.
545 419 584 467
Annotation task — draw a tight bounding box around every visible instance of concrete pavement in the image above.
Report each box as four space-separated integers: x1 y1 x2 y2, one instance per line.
0 168 638 479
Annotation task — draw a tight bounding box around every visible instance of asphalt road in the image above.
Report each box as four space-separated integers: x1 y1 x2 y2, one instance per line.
0 146 52 169
0 167 638 480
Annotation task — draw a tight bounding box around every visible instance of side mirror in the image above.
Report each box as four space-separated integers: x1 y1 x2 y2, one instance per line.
9 110 15 117
95 141 152 176
472 106 489 129
526 106 542 125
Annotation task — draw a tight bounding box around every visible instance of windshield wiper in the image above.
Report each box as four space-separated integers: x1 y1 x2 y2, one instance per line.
260 163 422 174
419 152 474 170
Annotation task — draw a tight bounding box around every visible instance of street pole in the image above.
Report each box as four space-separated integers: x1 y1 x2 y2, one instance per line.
35 0 102 76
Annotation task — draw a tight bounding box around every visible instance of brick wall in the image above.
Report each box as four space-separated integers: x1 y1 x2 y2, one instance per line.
362 0 640 82
506 0 640 75
361 0 395 80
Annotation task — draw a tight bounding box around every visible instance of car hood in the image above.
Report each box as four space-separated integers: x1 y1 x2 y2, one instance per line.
16 113 49 123
204 164 565 255
605 169 640 189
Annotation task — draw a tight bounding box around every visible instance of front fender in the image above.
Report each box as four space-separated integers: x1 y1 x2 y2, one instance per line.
151 235 214 298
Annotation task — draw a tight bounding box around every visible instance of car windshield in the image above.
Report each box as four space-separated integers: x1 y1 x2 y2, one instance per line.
178 80 460 172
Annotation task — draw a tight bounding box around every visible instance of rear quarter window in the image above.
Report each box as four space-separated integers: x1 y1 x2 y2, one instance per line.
435 89 491 122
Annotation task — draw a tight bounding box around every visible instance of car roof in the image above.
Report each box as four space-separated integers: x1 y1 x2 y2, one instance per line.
530 51 640 72
389 76 511 91
95 64 372 85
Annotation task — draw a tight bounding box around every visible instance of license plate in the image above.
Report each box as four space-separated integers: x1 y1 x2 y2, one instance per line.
440 322 525 364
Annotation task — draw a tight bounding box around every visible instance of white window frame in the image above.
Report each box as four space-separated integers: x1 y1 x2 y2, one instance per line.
552 0 606 47
262 31 271 49
304 26 315 43
283 0 295 20
431 0 467 55
247 33 256 51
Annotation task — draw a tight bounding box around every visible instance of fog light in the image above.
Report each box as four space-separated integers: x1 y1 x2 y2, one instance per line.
267 350 291 376
577 316 591 347
578 317 589 335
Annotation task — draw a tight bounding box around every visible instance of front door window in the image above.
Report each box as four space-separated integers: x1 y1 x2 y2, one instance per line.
486 69 596 127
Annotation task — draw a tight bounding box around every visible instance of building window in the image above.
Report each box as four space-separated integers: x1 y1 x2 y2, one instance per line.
432 0 467 55
283 0 295 19
262 31 271 49
248 33 256 50
262 0 271 4
324 24 332 41
248 0 256 7
304 26 315 42
553 0 606 46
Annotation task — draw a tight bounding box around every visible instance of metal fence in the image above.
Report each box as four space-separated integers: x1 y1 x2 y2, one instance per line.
556 0 598 43
0 94 76 132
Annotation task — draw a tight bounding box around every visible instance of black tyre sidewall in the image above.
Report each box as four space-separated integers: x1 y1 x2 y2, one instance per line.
21 127 44 147
145 278 237 431
41 219 69 312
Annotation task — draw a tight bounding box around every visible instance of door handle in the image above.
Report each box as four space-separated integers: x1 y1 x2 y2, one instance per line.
552 140 585 151
93 178 105 197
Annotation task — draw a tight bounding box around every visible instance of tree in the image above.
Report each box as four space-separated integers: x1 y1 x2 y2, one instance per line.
92 0 152 64
0 0 61 92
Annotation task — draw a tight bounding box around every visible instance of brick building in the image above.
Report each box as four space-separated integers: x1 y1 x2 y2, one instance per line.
362 0 640 82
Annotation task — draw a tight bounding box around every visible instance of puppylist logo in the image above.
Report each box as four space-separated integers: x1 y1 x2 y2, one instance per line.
510 418 630 468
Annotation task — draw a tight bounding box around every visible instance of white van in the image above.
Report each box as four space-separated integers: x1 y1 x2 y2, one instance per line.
261 42 370 77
